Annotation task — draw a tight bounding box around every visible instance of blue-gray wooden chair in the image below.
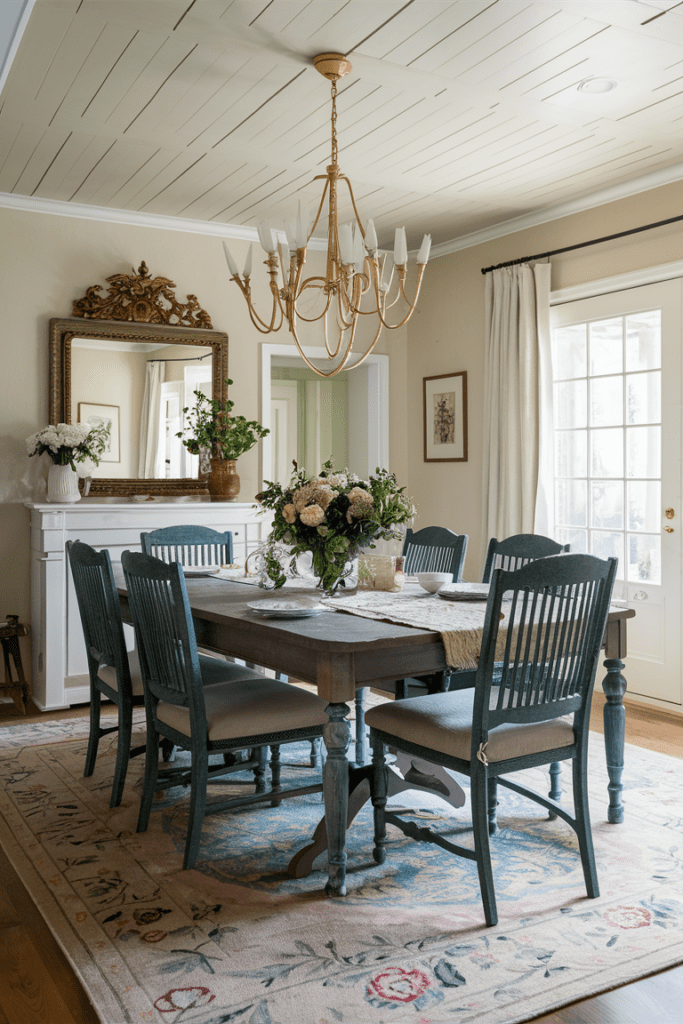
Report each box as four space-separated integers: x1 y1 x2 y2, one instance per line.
140 525 234 566
121 550 329 870
354 526 469 767
366 553 617 927
482 533 569 583
67 539 265 808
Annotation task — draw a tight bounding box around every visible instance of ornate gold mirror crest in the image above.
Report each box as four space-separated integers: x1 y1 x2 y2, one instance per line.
50 262 228 498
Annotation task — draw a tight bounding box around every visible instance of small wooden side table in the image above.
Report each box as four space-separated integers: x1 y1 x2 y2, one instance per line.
0 615 30 715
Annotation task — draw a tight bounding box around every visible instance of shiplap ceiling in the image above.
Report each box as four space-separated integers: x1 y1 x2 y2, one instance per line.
1 0 683 249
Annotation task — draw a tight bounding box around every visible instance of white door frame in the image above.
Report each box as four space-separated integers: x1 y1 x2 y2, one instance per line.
259 344 389 489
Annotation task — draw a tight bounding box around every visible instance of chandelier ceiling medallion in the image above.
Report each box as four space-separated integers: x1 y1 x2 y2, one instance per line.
222 53 431 378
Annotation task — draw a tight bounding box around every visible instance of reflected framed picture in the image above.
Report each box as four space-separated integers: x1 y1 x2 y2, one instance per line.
423 372 467 462
78 402 120 463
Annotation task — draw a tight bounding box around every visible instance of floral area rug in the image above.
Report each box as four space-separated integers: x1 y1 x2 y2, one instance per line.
0 717 681 1024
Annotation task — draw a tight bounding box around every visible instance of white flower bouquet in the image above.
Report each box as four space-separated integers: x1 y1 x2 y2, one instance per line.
255 461 415 592
26 422 110 471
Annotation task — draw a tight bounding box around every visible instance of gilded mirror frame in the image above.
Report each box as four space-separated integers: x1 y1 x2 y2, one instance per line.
48 317 228 497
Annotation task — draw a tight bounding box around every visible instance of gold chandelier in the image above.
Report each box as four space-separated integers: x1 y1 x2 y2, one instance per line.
222 53 431 378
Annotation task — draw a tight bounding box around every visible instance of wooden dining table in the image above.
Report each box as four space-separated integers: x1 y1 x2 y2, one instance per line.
116 572 635 898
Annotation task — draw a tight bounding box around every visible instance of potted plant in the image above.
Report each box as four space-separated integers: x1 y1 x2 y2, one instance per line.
26 422 110 503
177 378 269 501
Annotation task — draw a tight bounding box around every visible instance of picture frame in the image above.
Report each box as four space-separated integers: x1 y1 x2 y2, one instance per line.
78 402 120 463
423 372 468 462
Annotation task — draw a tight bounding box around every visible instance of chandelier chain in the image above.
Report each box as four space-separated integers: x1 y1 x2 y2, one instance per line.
330 80 338 167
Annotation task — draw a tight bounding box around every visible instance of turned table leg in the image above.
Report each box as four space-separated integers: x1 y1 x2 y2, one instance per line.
602 657 626 824
323 702 351 897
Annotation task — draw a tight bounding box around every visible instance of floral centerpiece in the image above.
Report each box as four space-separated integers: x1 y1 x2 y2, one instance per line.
255 461 415 593
26 421 111 503
26 422 109 469
177 378 269 500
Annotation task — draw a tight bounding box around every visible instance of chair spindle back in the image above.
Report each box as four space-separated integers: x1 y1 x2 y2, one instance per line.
140 526 233 568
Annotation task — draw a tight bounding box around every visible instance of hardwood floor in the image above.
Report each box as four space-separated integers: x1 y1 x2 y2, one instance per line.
0 694 680 1024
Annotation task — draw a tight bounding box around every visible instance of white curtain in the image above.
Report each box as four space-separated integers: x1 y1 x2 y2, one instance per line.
482 262 553 553
138 361 165 479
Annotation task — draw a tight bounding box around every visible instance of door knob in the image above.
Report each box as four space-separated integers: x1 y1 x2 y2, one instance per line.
665 526 674 533
665 508 675 519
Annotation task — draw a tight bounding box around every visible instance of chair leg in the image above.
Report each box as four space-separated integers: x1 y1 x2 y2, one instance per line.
270 744 282 807
110 700 131 809
183 748 209 870
370 734 388 864
254 747 267 793
395 679 408 700
84 687 102 778
572 755 599 899
136 727 160 834
487 775 498 835
548 761 562 820
471 769 498 927
354 687 367 766
309 738 320 768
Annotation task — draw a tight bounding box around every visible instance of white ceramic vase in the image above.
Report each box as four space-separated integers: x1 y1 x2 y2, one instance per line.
47 463 81 503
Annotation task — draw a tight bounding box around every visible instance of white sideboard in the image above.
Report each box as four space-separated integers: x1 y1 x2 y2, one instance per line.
27 499 271 711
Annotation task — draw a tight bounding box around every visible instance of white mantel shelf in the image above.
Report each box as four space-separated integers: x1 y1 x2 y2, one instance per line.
27 499 270 711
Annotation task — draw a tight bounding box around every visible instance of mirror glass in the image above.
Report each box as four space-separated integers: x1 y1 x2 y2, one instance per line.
71 337 213 479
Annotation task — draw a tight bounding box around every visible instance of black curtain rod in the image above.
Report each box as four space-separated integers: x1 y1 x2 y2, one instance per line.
480 213 683 275
148 353 211 363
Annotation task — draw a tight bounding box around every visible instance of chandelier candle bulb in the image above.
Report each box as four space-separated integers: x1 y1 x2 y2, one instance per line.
417 234 432 264
223 242 239 277
243 243 253 278
365 219 378 252
352 225 365 273
381 255 395 293
257 221 275 254
394 227 408 266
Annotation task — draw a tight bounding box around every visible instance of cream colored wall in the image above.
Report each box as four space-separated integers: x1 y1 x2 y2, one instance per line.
408 179 683 582
0 205 408 636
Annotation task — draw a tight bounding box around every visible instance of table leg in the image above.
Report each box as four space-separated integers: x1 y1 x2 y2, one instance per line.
323 702 351 897
602 657 626 824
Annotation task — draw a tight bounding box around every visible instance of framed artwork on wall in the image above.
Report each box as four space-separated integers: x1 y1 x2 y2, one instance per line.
423 372 468 462
78 402 120 463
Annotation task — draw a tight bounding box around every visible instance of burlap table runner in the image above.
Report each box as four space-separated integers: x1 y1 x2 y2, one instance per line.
330 588 494 670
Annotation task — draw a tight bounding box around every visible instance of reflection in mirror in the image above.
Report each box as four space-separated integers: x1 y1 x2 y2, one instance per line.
71 338 212 479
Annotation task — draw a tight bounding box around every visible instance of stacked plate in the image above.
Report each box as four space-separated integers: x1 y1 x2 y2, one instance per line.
246 597 325 619
438 582 490 602
182 566 220 578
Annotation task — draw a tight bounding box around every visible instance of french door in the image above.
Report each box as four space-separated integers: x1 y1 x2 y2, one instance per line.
550 279 683 706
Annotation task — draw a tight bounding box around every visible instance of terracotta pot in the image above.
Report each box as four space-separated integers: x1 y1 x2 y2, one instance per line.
47 463 80 503
207 458 240 501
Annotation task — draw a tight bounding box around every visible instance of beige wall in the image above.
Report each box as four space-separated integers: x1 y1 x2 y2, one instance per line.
0 205 408 634
408 179 683 582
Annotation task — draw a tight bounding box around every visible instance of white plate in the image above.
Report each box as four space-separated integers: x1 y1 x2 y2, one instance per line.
182 566 220 578
246 598 325 618
439 582 490 601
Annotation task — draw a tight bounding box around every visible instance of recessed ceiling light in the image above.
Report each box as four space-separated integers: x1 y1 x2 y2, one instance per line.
578 78 618 94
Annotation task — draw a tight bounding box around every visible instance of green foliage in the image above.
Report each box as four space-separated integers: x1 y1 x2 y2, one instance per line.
255 460 415 593
177 379 269 461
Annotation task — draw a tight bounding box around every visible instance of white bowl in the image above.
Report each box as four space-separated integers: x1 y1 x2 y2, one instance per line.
415 572 453 593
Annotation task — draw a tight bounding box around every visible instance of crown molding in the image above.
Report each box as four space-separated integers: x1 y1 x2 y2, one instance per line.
0 191 328 249
427 162 683 261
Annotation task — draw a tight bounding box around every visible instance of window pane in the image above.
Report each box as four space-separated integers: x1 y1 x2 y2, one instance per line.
626 426 660 479
556 528 587 553
628 481 661 532
555 430 587 477
553 324 586 380
590 318 623 376
556 480 587 527
591 481 623 530
554 380 586 429
627 371 660 425
628 533 661 585
590 376 623 427
591 428 624 478
625 310 660 371
591 531 624 579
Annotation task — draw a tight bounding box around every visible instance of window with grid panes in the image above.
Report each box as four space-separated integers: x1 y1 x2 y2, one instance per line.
552 311 661 584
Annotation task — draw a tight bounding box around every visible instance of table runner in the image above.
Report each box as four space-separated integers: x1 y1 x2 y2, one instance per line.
330 588 491 670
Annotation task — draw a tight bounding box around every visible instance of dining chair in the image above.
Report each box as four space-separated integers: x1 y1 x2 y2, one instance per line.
482 533 569 583
140 525 234 566
121 550 329 870
67 540 266 808
366 552 617 927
